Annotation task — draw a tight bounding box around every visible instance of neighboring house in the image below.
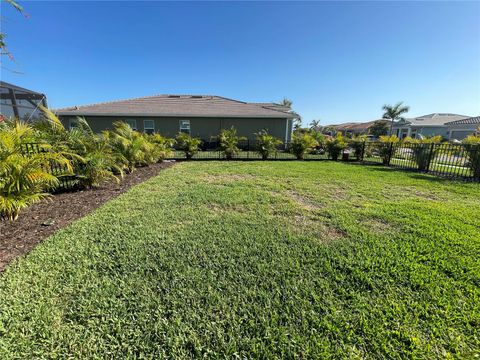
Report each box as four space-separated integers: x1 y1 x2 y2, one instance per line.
328 119 388 136
444 116 480 140
392 113 471 139
0 81 48 121
55 95 298 142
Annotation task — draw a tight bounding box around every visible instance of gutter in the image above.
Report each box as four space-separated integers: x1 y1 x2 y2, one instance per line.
54 112 296 119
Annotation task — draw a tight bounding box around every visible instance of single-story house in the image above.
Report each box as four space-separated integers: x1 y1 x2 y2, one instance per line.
327 119 389 136
392 113 471 139
54 95 298 143
444 116 480 140
0 81 48 121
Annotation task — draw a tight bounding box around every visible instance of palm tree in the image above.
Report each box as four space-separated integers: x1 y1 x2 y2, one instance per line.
310 119 321 131
280 98 293 108
382 102 410 136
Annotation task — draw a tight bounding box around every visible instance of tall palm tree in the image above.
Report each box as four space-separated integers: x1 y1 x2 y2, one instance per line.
382 102 410 136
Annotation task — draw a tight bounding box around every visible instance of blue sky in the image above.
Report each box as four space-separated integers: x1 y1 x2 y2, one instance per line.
1 1 479 125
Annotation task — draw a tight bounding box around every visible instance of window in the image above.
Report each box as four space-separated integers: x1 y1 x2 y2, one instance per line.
144 119 155 134
179 120 190 134
69 118 78 130
125 119 137 130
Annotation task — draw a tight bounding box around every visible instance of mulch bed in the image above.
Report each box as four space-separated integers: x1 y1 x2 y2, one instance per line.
0 161 175 272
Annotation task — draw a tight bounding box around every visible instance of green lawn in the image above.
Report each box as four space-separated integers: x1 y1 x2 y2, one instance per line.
1 162 479 359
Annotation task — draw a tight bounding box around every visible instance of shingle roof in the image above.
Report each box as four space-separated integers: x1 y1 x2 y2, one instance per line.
444 116 480 125
402 113 470 126
54 95 297 119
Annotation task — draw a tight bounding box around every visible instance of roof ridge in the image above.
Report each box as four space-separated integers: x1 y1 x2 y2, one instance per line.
54 94 221 111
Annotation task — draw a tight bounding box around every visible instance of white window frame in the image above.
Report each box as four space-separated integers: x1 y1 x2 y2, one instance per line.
69 118 78 130
179 119 190 134
125 119 137 130
143 119 155 133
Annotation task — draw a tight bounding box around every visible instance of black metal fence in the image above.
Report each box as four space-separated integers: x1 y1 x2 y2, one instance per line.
20 141 480 184
20 143 79 191
169 140 480 182
362 142 480 181
169 140 330 160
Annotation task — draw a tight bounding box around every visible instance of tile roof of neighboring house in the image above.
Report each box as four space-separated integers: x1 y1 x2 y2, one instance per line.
400 113 471 126
54 95 297 119
250 102 292 112
331 119 387 131
444 116 480 125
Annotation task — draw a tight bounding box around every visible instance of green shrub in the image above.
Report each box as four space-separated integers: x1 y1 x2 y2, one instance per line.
255 130 282 160
106 121 157 171
326 133 347 161
217 127 246 160
348 136 366 160
176 132 201 160
0 120 72 220
377 135 399 164
287 133 318 160
145 133 175 161
38 109 123 187
463 134 480 178
404 136 442 171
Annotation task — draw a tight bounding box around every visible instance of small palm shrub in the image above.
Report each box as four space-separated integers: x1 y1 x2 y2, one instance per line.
463 134 480 179
217 127 246 160
0 119 72 220
326 133 347 160
107 121 155 171
287 133 318 160
145 133 175 161
38 109 123 187
377 135 399 164
255 130 282 160
404 136 442 171
348 135 366 160
176 132 201 160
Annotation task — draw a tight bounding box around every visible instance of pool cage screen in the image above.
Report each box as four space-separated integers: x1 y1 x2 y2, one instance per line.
0 81 47 122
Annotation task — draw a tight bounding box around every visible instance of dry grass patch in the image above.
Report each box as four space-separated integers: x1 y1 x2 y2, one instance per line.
289 213 347 242
361 218 393 234
201 174 257 184
205 202 249 215
277 190 323 211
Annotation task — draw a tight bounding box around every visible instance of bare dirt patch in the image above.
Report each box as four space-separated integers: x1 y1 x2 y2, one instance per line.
0 162 175 272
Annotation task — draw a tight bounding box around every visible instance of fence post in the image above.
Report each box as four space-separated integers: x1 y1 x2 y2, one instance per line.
425 143 435 173
361 141 366 161
387 142 394 166
247 139 250 159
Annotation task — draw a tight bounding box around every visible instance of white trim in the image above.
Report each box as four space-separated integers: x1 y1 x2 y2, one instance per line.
179 119 190 134
285 118 290 143
143 119 155 133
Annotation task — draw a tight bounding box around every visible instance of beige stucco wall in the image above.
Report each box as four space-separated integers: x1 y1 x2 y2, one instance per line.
60 115 290 142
